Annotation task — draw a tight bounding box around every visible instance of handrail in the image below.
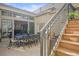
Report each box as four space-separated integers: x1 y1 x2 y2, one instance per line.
40 3 66 32
50 19 68 55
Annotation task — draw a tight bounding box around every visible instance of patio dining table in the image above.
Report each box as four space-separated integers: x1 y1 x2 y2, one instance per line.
8 33 40 48
15 34 28 39
14 34 34 47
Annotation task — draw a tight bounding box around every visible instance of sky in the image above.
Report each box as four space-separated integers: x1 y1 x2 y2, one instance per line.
5 3 47 12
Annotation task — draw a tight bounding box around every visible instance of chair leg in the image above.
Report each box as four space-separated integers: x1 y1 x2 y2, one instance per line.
0 38 2 42
8 39 12 49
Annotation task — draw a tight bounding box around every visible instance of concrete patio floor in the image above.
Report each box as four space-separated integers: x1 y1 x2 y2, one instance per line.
0 44 40 56
0 38 40 56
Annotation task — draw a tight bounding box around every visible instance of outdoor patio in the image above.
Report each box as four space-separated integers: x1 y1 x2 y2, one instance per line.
0 38 40 56
0 44 40 56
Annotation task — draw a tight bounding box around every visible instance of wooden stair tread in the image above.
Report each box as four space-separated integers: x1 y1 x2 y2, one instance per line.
61 40 79 45
68 20 79 24
65 28 79 34
68 20 79 22
56 47 79 56
65 28 79 30
63 34 79 36
67 24 79 28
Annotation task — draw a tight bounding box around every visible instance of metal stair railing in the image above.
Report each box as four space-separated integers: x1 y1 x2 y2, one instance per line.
51 19 68 56
40 3 69 56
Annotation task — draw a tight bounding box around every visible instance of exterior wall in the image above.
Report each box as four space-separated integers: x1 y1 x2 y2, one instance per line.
34 3 65 34
34 12 54 34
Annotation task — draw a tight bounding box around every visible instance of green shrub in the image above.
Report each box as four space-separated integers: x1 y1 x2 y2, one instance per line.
68 12 79 20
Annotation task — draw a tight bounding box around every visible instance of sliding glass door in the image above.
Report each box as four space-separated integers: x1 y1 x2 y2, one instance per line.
1 19 12 38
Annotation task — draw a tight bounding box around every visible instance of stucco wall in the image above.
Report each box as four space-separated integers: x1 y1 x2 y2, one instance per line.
34 3 65 34
34 12 54 34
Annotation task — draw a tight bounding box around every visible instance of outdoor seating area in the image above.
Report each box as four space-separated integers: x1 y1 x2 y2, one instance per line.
8 33 40 48
8 21 40 48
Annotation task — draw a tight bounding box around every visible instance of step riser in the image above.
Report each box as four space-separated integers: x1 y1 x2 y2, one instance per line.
68 20 79 25
62 35 79 42
68 23 79 25
65 29 79 34
59 42 79 52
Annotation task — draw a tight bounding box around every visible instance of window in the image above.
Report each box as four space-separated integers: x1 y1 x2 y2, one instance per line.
29 22 34 34
1 19 12 38
13 12 20 17
13 12 28 20
28 16 34 20
1 9 12 16
1 10 7 16
9 11 13 16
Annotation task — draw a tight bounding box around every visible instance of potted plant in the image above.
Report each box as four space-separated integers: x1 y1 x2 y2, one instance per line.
68 12 79 20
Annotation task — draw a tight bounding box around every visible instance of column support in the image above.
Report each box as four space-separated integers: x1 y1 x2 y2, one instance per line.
12 12 14 40
0 10 2 42
27 17 30 34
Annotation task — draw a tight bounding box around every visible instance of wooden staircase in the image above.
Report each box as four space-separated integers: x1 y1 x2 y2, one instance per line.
55 20 79 56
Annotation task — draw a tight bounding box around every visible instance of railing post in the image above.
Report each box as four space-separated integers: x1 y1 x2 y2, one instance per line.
0 10 2 42
44 36 46 56
45 30 48 56
12 12 14 40
40 32 43 56
47 24 51 56
68 4 69 20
